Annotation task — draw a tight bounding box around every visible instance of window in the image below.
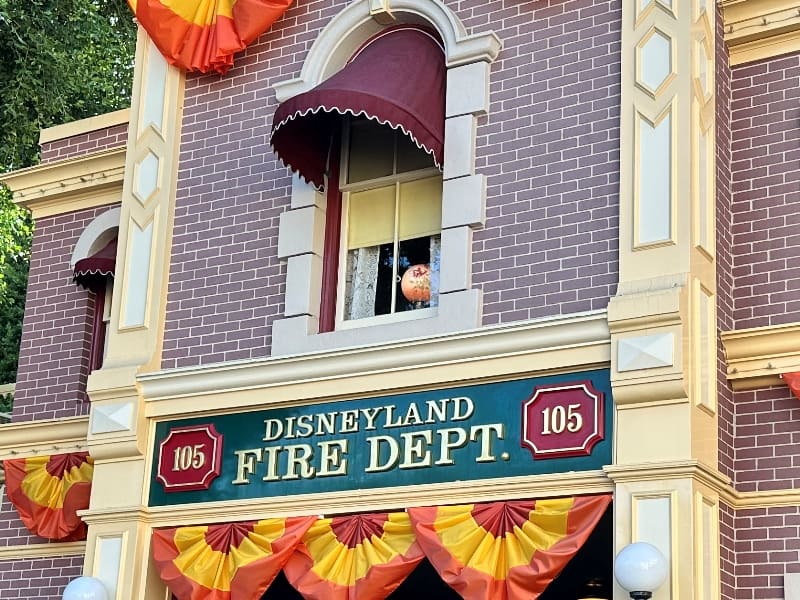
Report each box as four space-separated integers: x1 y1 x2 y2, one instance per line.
330 118 443 327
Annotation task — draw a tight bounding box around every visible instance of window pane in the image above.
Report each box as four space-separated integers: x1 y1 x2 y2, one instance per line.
348 119 394 183
347 186 396 249
343 243 394 320
396 132 435 173
398 176 442 241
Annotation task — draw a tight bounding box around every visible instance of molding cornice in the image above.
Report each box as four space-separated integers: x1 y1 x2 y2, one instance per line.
604 460 732 490
39 109 129 145
0 147 125 219
139 312 611 417
720 323 800 389
0 542 86 560
721 0 800 64
0 416 89 461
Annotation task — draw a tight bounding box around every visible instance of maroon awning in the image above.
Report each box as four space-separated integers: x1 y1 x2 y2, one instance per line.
271 26 445 189
73 239 116 290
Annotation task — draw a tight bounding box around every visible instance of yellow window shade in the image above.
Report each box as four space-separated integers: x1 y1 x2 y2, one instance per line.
347 185 396 249
399 176 442 241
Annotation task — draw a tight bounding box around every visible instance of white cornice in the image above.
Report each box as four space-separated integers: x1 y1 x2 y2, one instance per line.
720 323 800 389
39 109 129 145
0 416 89 461
0 148 124 219
139 312 612 417
721 0 800 64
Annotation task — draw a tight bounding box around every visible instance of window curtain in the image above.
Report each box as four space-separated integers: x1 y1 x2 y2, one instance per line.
407 495 612 600
283 511 424 600
152 517 315 600
2 453 94 541
344 247 380 320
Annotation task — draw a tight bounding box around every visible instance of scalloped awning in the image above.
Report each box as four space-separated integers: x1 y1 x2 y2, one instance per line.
73 239 116 291
271 26 445 189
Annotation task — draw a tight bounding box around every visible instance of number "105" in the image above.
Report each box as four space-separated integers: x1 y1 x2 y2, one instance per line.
172 444 206 472
541 403 583 435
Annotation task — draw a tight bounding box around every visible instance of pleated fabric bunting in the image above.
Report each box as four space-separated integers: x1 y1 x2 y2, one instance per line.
408 495 612 600
3 453 94 541
127 0 294 74
283 512 424 600
152 517 315 600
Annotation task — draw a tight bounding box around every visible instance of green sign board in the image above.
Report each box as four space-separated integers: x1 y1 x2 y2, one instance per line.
149 369 613 506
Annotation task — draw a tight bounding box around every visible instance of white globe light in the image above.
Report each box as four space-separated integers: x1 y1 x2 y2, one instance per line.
614 542 668 593
62 577 109 600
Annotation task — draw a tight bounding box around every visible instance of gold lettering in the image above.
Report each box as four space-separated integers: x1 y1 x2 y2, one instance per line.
232 448 263 484
451 396 475 421
261 446 282 481
435 427 468 465
262 419 283 442
361 407 382 430
399 430 433 469
340 410 359 433
470 423 504 462
318 440 348 477
283 444 315 480
365 436 399 472
425 399 448 423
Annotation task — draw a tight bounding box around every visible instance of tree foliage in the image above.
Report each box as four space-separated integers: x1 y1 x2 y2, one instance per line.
0 0 136 395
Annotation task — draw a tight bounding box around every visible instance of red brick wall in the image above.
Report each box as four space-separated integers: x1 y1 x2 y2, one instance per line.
0 554 84 599
12 205 117 422
730 52 800 329
720 502 736 600
161 0 622 368
39 123 128 164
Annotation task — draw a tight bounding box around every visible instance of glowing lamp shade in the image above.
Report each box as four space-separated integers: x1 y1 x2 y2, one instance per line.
62 577 109 600
614 542 668 596
401 264 431 303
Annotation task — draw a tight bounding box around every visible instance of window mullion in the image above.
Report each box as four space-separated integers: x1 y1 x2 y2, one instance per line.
391 181 401 314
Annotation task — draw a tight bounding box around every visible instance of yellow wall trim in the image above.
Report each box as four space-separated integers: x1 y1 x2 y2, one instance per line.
0 148 125 219
140 311 612 418
83 470 613 528
0 542 86 560
721 323 800 389
722 0 800 64
39 109 130 145
0 416 89 460
723 488 800 509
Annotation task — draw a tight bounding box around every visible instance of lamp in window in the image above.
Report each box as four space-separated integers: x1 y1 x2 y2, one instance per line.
613 542 668 599
401 263 431 308
62 576 109 600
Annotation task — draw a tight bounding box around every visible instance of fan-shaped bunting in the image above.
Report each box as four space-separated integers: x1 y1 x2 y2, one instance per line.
152 517 315 600
3 453 94 541
127 0 294 74
408 495 612 600
284 512 424 600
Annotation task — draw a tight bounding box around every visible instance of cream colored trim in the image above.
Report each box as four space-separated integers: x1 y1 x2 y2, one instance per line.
721 488 800 509
39 109 130 145
139 311 611 417
728 30 800 64
604 460 732 489
84 470 613 527
0 542 86 560
0 383 13 395
722 0 800 63
720 323 800 389
0 416 89 460
0 148 125 219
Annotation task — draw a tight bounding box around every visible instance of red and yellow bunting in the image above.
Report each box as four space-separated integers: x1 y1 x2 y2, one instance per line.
3 453 94 541
152 517 314 600
284 512 424 600
408 495 612 600
127 0 294 73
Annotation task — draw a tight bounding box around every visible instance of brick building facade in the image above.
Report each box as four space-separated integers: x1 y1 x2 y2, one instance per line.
0 0 799 598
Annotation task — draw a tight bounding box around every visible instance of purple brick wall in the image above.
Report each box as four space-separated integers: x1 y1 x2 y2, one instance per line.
732 385 800 493
729 505 800 599
730 52 800 329
0 554 84 599
720 502 736 600
161 0 622 368
12 205 118 422
39 123 128 165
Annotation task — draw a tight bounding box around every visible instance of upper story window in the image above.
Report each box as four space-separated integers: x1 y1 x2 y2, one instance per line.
73 237 116 372
337 118 443 325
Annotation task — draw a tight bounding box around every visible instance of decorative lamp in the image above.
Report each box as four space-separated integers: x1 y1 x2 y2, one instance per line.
400 264 431 305
62 577 109 600
613 542 668 600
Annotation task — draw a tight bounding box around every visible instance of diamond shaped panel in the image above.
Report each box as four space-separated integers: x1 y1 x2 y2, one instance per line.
637 29 673 95
133 151 160 205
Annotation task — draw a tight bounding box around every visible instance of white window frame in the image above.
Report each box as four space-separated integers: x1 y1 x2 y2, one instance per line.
272 0 500 356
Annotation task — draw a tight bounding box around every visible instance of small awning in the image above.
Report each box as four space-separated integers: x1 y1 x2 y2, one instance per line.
271 26 446 189
73 239 116 290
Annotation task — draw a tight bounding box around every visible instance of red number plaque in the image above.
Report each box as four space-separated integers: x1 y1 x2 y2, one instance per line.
521 380 604 460
156 424 223 492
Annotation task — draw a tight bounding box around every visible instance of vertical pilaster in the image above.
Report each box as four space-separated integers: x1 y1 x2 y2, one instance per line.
81 26 183 600
610 0 719 595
